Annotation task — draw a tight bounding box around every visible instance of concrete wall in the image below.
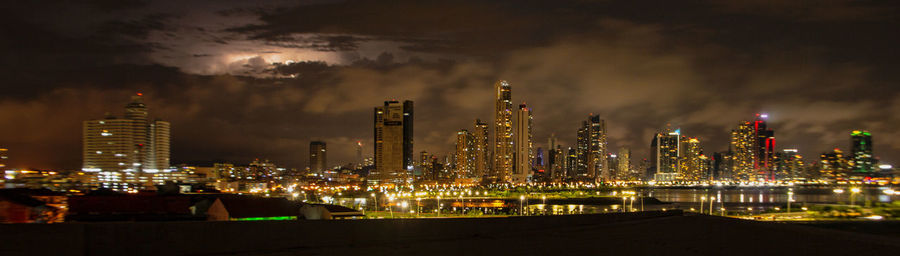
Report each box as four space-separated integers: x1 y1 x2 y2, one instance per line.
0 210 681 256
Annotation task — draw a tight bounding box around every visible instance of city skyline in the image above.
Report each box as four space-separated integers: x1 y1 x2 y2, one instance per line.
2 0 900 170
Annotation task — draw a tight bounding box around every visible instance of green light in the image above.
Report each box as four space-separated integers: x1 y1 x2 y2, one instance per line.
233 216 296 221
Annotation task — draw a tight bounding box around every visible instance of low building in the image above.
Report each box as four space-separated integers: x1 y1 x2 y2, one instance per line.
300 204 364 220
206 196 301 221
0 189 59 223
66 194 203 222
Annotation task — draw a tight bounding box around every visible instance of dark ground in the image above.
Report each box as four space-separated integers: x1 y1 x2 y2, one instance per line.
2 211 899 256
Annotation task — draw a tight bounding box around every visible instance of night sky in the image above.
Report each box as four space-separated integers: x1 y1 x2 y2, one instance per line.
2 0 899 170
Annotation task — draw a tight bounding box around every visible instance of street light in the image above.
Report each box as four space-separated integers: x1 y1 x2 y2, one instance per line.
437 196 441 217
388 197 394 218
520 195 526 215
787 191 794 213
850 187 861 206
700 196 706 214
371 193 377 214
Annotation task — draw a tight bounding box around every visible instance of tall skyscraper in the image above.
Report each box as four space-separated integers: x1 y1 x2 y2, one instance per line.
650 127 679 182
850 130 874 173
0 147 7 169
617 147 632 180
774 149 804 180
492 80 513 183
565 147 577 180
512 103 533 183
820 148 850 180
373 100 414 184
419 151 435 181
752 114 776 180
731 121 756 181
552 145 566 181
575 114 607 181
309 141 327 174
713 151 734 181
356 141 363 166
83 93 170 191
456 129 475 179
607 153 619 180
473 119 490 180
679 137 703 182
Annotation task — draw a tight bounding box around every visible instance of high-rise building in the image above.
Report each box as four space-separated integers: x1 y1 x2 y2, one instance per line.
373 100 414 184
679 137 704 182
607 153 619 180
552 145 567 181
492 80 513 183
83 93 170 191
850 130 874 173
473 119 490 180
820 148 850 180
566 147 577 181
0 148 7 169
456 129 475 179
356 141 363 166
513 103 533 183
774 149 804 181
309 141 327 175
419 151 435 181
731 121 756 181
617 147 633 181
713 151 734 181
650 127 679 182
752 114 776 180
575 114 607 181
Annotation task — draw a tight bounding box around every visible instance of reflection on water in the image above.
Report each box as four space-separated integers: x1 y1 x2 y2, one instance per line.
641 187 896 204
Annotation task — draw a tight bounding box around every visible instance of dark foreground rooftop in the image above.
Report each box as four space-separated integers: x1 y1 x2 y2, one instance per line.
2 211 899 256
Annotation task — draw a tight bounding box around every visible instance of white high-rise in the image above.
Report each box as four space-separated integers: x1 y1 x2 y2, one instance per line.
513 103 533 183
83 93 170 191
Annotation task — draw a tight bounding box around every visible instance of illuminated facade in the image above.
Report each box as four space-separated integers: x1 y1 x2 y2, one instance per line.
82 94 171 191
616 147 634 180
850 130 874 173
679 138 703 182
730 121 756 181
512 103 533 183
309 141 327 175
492 80 513 183
473 119 490 179
752 115 776 180
820 148 849 180
575 114 607 181
373 100 414 184
650 127 679 182
774 149 804 180
0 148 7 169
456 129 475 179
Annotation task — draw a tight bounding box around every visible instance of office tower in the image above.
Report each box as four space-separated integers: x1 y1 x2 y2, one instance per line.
713 151 734 181
0 148 7 169
373 100 414 184
493 80 513 183
638 158 651 181
552 145 566 181
731 121 756 181
820 148 850 180
419 151 434 181
356 141 363 166
456 129 475 179
547 134 558 179
566 147 577 181
850 130 874 173
513 103 533 183
473 119 490 179
679 137 703 182
575 114 608 181
752 114 776 180
650 127 679 182
774 149 804 181
83 93 170 191
607 153 619 180
309 141 327 174
617 147 632 181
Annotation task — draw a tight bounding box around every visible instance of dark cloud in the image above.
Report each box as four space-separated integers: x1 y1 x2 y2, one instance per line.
2 0 899 170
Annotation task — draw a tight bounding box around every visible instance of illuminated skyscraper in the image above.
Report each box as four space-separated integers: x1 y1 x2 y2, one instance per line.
820 148 850 180
713 151 734 181
752 114 776 180
492 80 513 183
83 93 170 191
566 147 577 180
0 148 7 169
373 100 414 184
850 130 874 173
617 147 633 180
607 153 619 180
309 141 327 174
552 145 567 181
456 129 475 179
650 127 679 182
679 137 703 182
356 141 363 166
473 119 490 179
513 103 533 183
774 149 803 180
731 121 756 181
575 114 607 181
